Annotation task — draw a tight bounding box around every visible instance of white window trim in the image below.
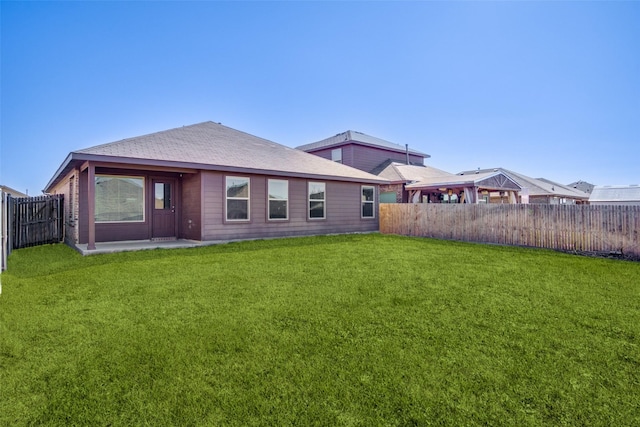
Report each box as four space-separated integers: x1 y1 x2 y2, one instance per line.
361 185 375 219
95 175 145 223
268 179 289 221
308 182 326 220
225 176 250 222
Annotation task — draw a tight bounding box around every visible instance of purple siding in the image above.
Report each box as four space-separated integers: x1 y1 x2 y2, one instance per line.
201 171 378 241
79 168 183 243
181 172 202 240
307 143 423 173
72 165 379 245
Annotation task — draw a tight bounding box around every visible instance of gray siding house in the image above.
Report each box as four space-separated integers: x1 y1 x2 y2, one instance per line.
44 122 387 251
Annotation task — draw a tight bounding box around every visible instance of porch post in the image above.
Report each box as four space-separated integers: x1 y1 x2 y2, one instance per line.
87 163 96 250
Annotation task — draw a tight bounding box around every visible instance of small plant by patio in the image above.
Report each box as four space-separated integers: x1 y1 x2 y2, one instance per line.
1 234 639 425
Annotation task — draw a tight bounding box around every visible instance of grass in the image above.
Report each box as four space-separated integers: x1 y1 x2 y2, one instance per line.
1 234 639 426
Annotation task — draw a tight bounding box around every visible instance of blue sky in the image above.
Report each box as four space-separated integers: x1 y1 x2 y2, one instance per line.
2 1 638 195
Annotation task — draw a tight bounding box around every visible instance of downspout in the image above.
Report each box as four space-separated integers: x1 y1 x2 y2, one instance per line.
405 144 409 165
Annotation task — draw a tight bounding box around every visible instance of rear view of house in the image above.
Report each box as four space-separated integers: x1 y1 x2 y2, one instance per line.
44 122 387 251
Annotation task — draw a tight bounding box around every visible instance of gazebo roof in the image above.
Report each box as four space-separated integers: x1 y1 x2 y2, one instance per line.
405 170 521 192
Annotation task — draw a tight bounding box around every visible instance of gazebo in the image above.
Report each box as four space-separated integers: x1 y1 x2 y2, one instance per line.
405 170 521 203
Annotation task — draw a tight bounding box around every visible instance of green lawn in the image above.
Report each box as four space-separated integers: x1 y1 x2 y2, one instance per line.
1 234 639 426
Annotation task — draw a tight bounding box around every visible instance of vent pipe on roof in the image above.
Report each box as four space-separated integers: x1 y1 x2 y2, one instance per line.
405 144 409 165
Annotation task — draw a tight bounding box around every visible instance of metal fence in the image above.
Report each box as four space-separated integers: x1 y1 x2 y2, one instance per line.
380 203 640 259
1 193 65 271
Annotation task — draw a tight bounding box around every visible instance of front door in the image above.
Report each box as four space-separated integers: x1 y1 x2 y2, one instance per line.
152 179 176 238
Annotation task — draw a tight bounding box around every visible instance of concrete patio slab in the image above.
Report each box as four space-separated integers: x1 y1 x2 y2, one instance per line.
72 239 225 255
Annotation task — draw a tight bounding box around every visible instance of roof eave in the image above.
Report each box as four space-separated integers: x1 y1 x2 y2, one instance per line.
46 153 389 189
44 152 75 193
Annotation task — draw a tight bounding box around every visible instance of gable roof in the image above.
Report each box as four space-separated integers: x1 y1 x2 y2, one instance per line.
458 168 589 200
589 185 640 202
567 180 595 194
405 170 521 192
296 130 430 158
376 162 455 184
45 122 387 192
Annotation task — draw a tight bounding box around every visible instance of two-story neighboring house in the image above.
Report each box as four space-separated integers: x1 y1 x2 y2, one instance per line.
296 130 430 173
297 131 432 203
298 131 521 204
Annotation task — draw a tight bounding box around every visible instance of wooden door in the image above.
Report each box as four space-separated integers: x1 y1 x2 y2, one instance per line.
152 179 176 238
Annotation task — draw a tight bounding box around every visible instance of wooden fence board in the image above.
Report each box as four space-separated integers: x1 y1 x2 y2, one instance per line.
380 204 640 259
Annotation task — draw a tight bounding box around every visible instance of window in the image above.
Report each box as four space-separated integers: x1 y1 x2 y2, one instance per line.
309 182 326 219
154 182 171 209
268 179 288 220
361 186 375 218
95 175 144 222
226 176 250 221
331 148 342 163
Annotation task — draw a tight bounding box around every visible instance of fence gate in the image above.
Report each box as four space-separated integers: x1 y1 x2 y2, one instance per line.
9 194 64 250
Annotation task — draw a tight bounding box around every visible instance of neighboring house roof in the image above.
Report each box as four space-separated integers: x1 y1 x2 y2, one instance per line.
536 178 592 198
376 162 455 184
567 180 595 194
296 130 430 158
589 185 640 203
405 170 521 192
458 168 590 200
45 122 388 191
0 185 28 197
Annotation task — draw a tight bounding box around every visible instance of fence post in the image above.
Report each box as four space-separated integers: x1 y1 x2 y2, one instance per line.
1 191 6 273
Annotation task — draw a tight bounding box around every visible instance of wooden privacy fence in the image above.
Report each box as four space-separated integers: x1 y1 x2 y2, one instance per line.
7 194 65 251
380 204 640 259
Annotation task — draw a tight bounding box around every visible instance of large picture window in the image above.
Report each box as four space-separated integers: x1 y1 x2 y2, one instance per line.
268 179 288 220
226 176 250 221
361 185 375 218
309 182 326 219
95 175 144 222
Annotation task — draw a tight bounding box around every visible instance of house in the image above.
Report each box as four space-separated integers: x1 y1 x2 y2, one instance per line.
589 185 640 206
458 168 590 204
299 132 521 203
296 130 430 174
0 185 28 198
372 162 520 203
404 168 521 204
44 122 388 251
375 162 456 203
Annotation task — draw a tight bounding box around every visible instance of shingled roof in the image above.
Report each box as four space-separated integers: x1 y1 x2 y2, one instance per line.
458 168 589 200
589 185 640 203
46 122 387 191
376 162 455 183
